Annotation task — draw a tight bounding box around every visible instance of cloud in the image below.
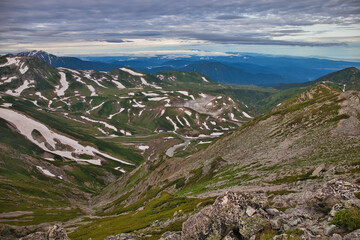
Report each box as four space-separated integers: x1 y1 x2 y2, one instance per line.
215 15 245 20
0 0 358 54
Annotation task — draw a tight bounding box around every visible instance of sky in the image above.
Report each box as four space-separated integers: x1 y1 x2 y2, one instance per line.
0 0 359 60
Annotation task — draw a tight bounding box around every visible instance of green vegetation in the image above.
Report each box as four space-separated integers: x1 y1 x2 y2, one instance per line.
269 170 316 185
332 207 360 231
69 192 215 240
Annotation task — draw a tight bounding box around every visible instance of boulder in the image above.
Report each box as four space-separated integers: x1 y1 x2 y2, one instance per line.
343 229 360 240
160 231 181 240
324 224 337 236
306 179 360 212
181 191 269 240
105 233 141 240
311 163 326 177
19 225 69 240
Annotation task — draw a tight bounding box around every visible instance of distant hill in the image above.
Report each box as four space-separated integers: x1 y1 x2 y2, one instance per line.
181 61 291 86
11 50 120 71
274 67 360 91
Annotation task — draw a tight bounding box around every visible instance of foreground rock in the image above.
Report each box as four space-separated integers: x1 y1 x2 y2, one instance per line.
19 225 69 240
160 179 360 240
182 191 269 239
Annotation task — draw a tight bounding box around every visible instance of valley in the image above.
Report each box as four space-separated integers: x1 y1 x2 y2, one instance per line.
0 53 359 240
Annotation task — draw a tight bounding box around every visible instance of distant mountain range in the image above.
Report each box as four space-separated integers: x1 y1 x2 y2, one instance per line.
8 50 119 71
7 50 360 87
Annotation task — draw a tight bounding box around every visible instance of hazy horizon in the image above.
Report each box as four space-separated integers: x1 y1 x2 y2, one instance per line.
1 0 359 60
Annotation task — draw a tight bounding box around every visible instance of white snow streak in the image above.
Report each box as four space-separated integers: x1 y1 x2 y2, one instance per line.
80 116 118 131
148 97 168 101
6 80 35 96
36 166 56 177
19 62 29 74
54 72 69 97
0 108 133 166
112 80 126 89
0 76 17 85
108 108 124 119
242 111 253 118
120 67 144 76
0 57 21 67
166 116 179 131
202 77 209 82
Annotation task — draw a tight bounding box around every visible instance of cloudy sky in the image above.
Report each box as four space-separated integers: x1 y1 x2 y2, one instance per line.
0 0 359 59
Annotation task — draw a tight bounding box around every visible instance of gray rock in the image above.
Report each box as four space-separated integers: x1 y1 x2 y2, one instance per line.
282 224 290 232
289 217 302 227
306 179 360 212
105 233 141 240
266 208 280 216
331 233 343 240
160 231 181 240
270 218 282 230
308 226 319 235
181 191 269 240
246 206 256 217
344 229 360 240
19 225 69 240
311 163 326 177
330 204 343 217
324 225 337 236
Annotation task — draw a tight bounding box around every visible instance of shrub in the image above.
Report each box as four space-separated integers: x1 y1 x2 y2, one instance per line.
332 207 360 230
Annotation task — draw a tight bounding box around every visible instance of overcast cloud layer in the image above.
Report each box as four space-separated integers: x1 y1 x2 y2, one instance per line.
0 0 359 58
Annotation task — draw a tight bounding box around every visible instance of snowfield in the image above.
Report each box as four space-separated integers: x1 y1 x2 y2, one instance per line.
54 72 69 97
0 108 133 166
6 80 35 96
0 57 21 68
120 67 144 76
36 166 56 177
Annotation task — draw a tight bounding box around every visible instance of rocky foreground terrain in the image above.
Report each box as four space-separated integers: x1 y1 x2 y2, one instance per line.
11 179 360 240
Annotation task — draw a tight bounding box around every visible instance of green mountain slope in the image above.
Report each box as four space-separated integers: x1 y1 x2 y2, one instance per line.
74 84 360 239
0 55 271 229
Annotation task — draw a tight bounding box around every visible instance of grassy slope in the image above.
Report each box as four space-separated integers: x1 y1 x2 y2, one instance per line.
70 84 360 239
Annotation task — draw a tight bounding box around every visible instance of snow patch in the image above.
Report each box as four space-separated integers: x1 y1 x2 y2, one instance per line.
166 116 179 131
19 62 29 74
142 92 159 97
176 116 184 126
177 91 189 96
80 116 118 131
242 111 253 118
138 145 149 151
184 110 192 116
36 166 56 177
120 67 144 76
115 166 126 173
183 117 191 127
0 57 21 67
54 72 69 97
132 99 145 108
86 102 105 114
1 109 133 166
1 103 12 108
108 108 124 119
0 76 17 85
160 109 165 117
112 80 126 89
202 77 209 82
148 97 168 101
6 80 35 96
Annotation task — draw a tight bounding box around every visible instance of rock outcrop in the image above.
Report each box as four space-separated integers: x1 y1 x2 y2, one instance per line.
181 191 269 239
19 225 69 240
165 179 360 240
